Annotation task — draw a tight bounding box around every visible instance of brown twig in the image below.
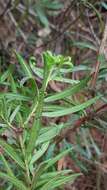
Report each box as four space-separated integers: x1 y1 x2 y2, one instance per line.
91 16 107 88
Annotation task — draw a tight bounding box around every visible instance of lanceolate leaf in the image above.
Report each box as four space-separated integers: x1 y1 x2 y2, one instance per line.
15 52 33 78
0 139 25 169
0 172 28 190
40 173 81 190
72 41 97 51
39 170 73 179
0 154 14 177
30 141 50 165
0 93 31 101
31 162 47 190
36 124 63 145
43 96 100 117
9 105 20 123
45 148 73 169
44 76 90 102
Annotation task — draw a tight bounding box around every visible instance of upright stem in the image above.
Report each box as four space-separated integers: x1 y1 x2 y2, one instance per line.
26 64 50 158
19 136 31 187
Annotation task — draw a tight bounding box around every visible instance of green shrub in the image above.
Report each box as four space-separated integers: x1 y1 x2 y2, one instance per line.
0 51 100 190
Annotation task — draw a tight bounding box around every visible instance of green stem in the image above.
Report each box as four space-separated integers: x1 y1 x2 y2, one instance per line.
26 66 50 158
19 136 31 187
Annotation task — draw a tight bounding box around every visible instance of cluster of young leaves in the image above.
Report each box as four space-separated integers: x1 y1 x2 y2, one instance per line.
0 51 100 189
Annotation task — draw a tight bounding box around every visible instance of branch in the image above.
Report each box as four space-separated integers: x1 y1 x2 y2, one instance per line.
91 16 107 88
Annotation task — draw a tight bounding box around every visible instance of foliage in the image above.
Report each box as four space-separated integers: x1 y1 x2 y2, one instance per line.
13 0 63 27
0 50 100 189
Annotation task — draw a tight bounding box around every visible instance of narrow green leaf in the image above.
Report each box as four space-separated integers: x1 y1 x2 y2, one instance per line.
43 96 100 117
89 131 101 156
35 4 49 27
0 93 31 101
26 115 42 157
9 73 24 126
9 105 20 123
30 66 43 79
30 141 50 165
40 170 73 179
101 2 107 9
0 172 28 190
36 124 63 145
24 97 38 125
44 0 63 9
9 73 17 93
0 154 14 176
20 77 38 97
53 77 79 84
31 162 47 190
72 41 97 51
44 76 90 102
0 139 25 169
0 70 10 82
87 2 103 31
45 148 73 169
26 65 48 156
40 173 81 190
15 52 33 77
36 170 74 189
81 129 91 159
72 65 91 72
